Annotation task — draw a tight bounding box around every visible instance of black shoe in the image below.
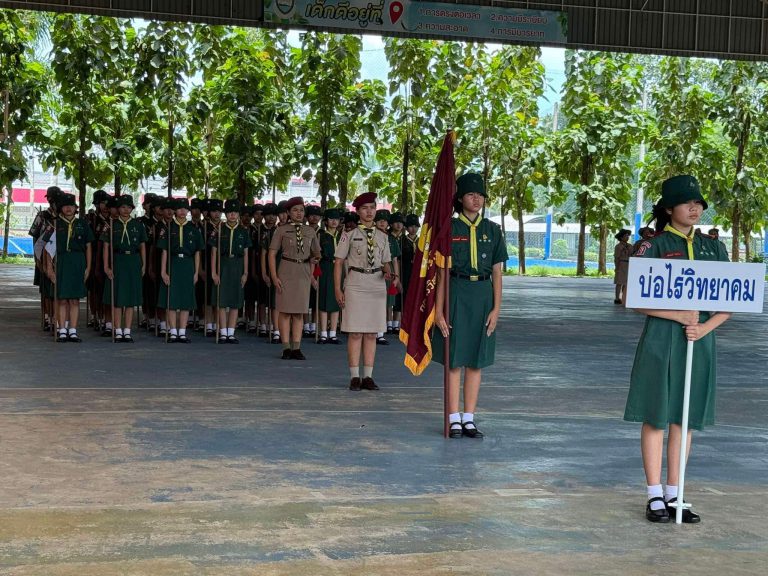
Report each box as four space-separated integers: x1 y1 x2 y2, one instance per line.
461 422 484 438
67 333 82 343
349 377 362 391
449 422 463 438
123 334 134 343
43 321 51 332
86 319 94 328
376 336 389 345
217 335 227 343
139 320 148 329
281 349 292 360
318 336 328 344
57 332 68 343
247 326 258 334
101 328 112 337
328 336 342 345
178 335 190 343
271 334 281 344
236 320 246 328
666 498 700 523
205 329 216 337
646 497 671 523
309 329 317 337
258 327 268 337
113 333 124 343
613 299 622 304
158 328 167 337
302 329 311 338
360 377 379 390
228 336 240 344
291 349 306 360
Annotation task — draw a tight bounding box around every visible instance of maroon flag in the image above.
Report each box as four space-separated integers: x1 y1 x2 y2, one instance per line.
400 131 455 375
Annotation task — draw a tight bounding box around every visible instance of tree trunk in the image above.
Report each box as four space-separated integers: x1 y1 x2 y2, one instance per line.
320 136 330 211
77 145 87 218
338 169 349 207
516 197 526 275
114 172 122 197
731 204 740 262
167 116 174 197
576 156 592 276
237 165 246 205
499 199 507 273
400 137 410 213
2 184 11 258
598 224 607 275
744 229 751 261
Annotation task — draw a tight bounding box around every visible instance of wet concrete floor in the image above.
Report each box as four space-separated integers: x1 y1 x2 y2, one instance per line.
0 264 766 575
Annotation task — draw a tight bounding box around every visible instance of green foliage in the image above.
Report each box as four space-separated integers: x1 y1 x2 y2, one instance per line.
551 238 570 259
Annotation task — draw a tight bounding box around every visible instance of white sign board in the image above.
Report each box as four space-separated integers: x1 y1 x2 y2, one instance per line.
626 258 765 313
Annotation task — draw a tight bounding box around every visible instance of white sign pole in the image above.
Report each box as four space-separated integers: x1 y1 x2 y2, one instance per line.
674 339 695 524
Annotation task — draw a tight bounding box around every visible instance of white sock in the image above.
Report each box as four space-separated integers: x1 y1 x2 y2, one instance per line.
115 328 123 336
449 412 462 424
227 327 235 337
274 330 280 337
462 413 476 429
311 323 317 331
387 321 393 328
259 323 266 330
647 484 665 510
170 328 178 336
665 485 678 502
350 367 360 379
377 332 384 338
59 328 67 336
160 321 167 330
68 327 77 335
329 330 336 338
362 366 373 378
220 328 227 337
179 328 186 336
124 329 131 336
320 331 328 338
394 320 400 329
105 322 112 330
206 323 213 330
65 321 70 328
304 323 310 330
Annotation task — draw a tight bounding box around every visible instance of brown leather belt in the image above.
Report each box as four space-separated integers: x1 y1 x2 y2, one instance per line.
350 266 383 274
282 256 309 264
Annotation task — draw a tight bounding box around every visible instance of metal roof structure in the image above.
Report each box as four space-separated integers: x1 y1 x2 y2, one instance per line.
0 1 767 60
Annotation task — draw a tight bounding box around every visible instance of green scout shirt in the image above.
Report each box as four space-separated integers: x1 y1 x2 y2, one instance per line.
55 216 95 253
157 219 204 256
101 217 148 252
450 215 508 275
208 223 252 256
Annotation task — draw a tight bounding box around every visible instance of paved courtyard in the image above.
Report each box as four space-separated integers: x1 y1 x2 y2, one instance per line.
0 264 766 575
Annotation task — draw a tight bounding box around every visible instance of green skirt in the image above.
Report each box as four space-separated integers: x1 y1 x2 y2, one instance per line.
318 259 340 313
624 313 717 431
158 256 196 311
432 277 496 369
103 253 143 307
211 256 245 309
56 251 87 299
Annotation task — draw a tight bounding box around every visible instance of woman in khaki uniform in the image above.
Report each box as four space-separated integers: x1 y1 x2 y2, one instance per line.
269 197 321 360
613 228 632 304
334 192 394 391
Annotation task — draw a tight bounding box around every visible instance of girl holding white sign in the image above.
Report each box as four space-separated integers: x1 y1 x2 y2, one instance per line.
624 175 730 524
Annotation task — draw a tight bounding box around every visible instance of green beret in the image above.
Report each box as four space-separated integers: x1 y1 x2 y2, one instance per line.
224 199 241 213
660 175 708 210
456 172 487 198
92 189 109 205
389 212 404 225
305 204 322 217
374 209 391 222
116 195 135 209
58 193 77 208
208 199 224 212
324 208 342 220
405 214 420 227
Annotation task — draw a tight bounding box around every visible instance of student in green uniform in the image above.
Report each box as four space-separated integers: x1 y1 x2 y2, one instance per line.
304 204 323 337
388 212 405 334
433 173 508 439
102 195 148 342
204 199 224 337
374 209 400 345
400 213 420 316
624 175 730 524
45 193 96 342
157 198 205 343
260 203 281 342
317 208 343 344
211 199 252 343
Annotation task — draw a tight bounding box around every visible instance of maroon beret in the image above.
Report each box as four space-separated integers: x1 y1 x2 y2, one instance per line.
352 192 377 209
284 196 304 210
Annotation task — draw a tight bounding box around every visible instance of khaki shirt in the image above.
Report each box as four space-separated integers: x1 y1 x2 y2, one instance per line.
335 226 392 268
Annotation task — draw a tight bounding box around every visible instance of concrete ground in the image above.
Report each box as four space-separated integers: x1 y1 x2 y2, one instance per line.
0 263 766 575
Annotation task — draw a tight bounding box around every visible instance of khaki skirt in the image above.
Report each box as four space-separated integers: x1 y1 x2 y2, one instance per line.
341 270 386 333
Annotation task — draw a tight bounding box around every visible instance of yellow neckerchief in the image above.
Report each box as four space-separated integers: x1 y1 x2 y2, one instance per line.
59 215 75 251
226 222 238 255
175 217 187 248
663 224 695 260
118 217 131 245
457 212 481 270
358 224 376 266
325 227 339 248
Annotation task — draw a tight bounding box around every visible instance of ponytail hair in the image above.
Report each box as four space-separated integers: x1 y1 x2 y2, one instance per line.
649 203 671 233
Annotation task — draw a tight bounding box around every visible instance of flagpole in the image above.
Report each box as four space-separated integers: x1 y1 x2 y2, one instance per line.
443 266 450 439
674 339 695 524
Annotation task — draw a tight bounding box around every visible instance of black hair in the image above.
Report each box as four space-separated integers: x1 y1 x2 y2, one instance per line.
649 202 671 233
